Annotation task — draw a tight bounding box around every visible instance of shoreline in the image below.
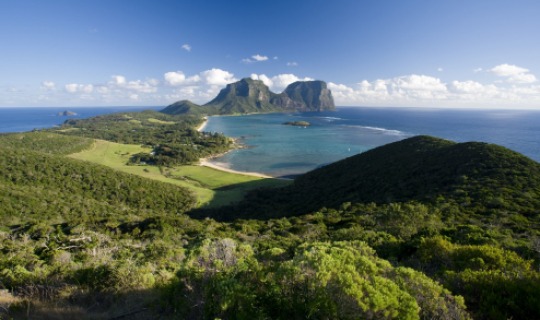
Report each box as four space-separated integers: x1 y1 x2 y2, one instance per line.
199 158 274 179
196 115 272 178
196 116 208 132
196 114 290 180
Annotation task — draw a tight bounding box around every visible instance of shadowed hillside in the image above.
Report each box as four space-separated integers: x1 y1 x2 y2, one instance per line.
206 135 540 219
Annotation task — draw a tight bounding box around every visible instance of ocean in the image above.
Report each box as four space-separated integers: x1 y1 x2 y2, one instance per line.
0 106 161 133
204 107 540 177
1 106 539 178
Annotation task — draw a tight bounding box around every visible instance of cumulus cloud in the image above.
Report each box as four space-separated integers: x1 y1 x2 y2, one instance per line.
271 74 314 90
200 68 237 86
29 62 540 108
251 73 314 91
252 54 268 61
65 83 94 94
448 80 485 93
164 71 200 86
489 63 537 83
250 74 273 87
181 44 192 52
287 62 298 67
242 54 269 63
164 71 186 86
326 70 540 108
41 81 56 90
109 75 158 93
111 75 126 85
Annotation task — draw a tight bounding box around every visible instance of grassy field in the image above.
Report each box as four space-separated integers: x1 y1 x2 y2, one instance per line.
69 140 290 207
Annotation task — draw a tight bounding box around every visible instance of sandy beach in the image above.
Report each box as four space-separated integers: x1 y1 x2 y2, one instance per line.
199 158 274 178
196 116 208 132
196 116 289 179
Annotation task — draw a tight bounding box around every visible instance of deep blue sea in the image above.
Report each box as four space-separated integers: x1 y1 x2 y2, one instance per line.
1 106 539 177
0 106 161 133
204 107 540 177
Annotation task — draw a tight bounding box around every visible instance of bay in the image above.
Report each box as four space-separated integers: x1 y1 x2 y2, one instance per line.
204 107 540 177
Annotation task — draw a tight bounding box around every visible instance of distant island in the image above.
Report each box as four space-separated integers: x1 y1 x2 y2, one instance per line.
283 121 310 127
57 110 77 116
161 78 335 116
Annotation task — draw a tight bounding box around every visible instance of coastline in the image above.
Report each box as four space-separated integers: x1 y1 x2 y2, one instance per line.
196 116 209 132
197 115 275 178
199 157 274 179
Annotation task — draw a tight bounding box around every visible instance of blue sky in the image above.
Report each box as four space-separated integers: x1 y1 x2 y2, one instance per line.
1 0 540 108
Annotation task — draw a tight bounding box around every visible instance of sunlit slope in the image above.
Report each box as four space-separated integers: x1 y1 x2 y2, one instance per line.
0 146 197 222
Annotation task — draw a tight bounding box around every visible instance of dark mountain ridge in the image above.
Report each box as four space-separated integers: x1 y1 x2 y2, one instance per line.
161 78 335 115
209 135 540 219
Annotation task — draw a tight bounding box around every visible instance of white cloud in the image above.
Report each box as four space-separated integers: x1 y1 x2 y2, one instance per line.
328 75 451 106
65 83 94 94
250 73 314 91
437 67 443 72
325 71 540 108
270 74 314 91
200 68 237 86
181 44 192 52
509 73 537 84
250 74 273 87
21 63 540 108
448 80 485 93
111 75 126 85
109 75 158 93
95 85 109 94
490 64 529 77
164 71 186 86
164 71 200 86
287 62 298 67
252 54 268 61
489 63 537 84
41 81 56 90
242 54 269 63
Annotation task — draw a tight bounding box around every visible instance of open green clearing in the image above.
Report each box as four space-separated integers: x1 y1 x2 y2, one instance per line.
69 140 290 207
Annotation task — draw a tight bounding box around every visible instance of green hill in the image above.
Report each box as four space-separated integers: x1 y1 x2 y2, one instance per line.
2 130 540 319
159 99 209 115
0 145 197 224
216 135 540 219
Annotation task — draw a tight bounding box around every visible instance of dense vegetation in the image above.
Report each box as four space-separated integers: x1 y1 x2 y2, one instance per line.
219 135 540 219
56 110 232 165
1 118 540 319
0 131 93 155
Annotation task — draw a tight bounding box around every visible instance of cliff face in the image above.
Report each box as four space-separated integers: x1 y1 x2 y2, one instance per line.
204 78 277 114
161 78 336 115
272 81 335 111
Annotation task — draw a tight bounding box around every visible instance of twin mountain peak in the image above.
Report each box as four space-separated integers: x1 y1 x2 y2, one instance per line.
161 78 335 115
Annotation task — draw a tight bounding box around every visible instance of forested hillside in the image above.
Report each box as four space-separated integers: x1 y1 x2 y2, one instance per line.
220 135 540 218
1 126 540 319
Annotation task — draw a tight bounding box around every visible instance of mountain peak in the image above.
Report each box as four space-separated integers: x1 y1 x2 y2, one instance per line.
161 78 335 115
